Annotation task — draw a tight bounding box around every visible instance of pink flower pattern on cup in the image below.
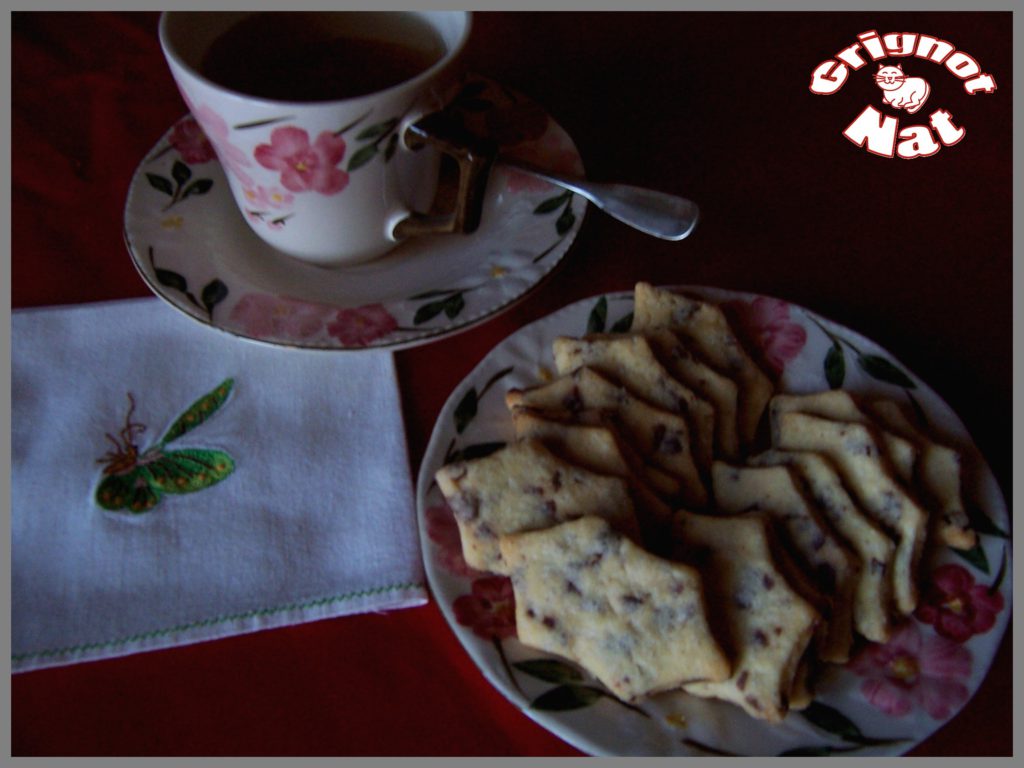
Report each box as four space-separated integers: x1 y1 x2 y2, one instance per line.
228 293 333 340
731 296 808 375
187 101 254 187
914 563 1005 643
254 126 349 196
243 185 295 210
848 620 972 720
168 117 216 164
327 304 398 347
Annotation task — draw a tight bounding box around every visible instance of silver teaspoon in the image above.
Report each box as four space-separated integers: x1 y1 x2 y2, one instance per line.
499 157 700 241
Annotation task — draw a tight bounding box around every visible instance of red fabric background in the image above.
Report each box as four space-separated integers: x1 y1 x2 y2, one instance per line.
12 12 1011 756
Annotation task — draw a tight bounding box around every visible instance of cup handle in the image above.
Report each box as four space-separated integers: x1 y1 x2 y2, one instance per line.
392 111 498 240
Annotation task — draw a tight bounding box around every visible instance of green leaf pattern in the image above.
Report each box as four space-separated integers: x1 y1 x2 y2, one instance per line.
810 314 916 392
584 297 632 335
347 117 401 171
145 145 231 318
586 296 608 334
511 657 649 717
857 354 917 389
146 160 214 211
534 189 577 237
413 291 466 326
512 658 584 684
452 366 514 434
148 248 228 322
800 701 907 747
824 341 845 389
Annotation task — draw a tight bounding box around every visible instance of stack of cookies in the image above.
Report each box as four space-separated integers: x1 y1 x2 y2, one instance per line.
434 282 974 723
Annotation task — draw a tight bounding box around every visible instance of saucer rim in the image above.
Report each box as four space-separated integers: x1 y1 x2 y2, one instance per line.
122 222 575 354
122 85 588 352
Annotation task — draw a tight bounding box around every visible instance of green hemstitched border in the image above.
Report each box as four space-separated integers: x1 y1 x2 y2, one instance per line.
12 581 426 664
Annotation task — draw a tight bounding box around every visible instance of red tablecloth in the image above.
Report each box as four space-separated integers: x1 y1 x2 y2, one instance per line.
12 11 1011 756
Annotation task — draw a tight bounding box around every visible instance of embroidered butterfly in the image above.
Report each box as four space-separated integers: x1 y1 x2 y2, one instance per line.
95 378 236 513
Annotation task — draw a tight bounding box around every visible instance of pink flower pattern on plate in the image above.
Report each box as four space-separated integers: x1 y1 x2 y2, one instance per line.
327 304 398 347
915 563 1004 643
168 117 216 164
730 296 808 375
228 294 333 340
453 576 517 640
848 620 971 720
424 503 484 578
254 126 349 195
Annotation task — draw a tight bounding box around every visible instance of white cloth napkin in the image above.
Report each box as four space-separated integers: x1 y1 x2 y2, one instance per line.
12 298 427 672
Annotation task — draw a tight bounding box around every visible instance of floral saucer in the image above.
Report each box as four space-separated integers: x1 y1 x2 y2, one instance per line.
416 286 1011 756
123 77 587 351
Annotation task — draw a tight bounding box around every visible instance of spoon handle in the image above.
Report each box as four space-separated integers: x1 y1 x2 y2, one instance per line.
499 157 700 241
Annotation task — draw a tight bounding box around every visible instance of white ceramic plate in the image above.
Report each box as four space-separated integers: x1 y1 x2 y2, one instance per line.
416 286 1011 756
123 77 586 351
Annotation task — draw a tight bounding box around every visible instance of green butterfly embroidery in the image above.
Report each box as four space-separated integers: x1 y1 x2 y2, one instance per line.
95 378 236 514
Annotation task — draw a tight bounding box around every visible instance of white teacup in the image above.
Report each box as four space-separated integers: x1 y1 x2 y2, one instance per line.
159 11 483 267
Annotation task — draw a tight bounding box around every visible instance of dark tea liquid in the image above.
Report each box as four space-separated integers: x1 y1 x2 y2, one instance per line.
199 12 447 102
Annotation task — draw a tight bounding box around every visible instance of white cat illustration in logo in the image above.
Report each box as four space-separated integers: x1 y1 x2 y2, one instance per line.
874 63 930 114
